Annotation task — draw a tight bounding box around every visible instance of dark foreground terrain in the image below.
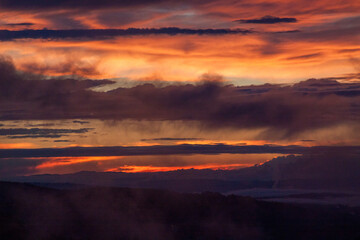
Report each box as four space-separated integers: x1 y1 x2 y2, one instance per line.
0 182 360 240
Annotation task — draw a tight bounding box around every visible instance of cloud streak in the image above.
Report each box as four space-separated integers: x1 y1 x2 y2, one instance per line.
141 138 204 141
2 144 359 158
0 0 174 10
0 128 91 139
0 28 252 41
4 22 34 27
235 15 297 24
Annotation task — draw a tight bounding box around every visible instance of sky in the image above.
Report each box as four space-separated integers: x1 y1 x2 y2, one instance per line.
0 0 360 176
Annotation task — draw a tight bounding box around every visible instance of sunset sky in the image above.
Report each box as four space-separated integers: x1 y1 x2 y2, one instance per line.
0 0 360 176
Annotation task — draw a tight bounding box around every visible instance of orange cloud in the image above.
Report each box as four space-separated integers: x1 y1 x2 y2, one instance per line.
105 163 254 173
0 31 357 84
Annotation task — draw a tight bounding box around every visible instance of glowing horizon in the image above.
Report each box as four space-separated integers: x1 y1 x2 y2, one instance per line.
0 0 359 177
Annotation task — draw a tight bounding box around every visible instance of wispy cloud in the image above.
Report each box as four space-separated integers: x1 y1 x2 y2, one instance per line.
235 15 297 24
0 28 252 41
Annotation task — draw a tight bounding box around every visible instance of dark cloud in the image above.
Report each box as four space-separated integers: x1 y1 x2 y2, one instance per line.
258 16 360 57
338 48 360 53
4 22 34 27
7 134 64 139
235 15 297 24
0 57 360 136
0 144 300 158
272 30 301 34
0 28 252 41
268 15 360 44
0 128 91 135
0 128 91 139
0 0 173 10
24 123 56 127
286 53 323 61
141 138 204 141
329 73 360 82
73 120 90 125
0 0 221 12
0 144 359 159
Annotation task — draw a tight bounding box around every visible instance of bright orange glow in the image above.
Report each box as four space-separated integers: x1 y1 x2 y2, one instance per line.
175 140 269 146
0 143 37 149
125 140 270 147
0 32 358 84
105 163 254 173
123 142 162 147
26 152 283 175
65 144 104 148
35 156 121 169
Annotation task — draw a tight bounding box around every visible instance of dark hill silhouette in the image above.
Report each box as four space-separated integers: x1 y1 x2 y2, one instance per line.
0 181 360 240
